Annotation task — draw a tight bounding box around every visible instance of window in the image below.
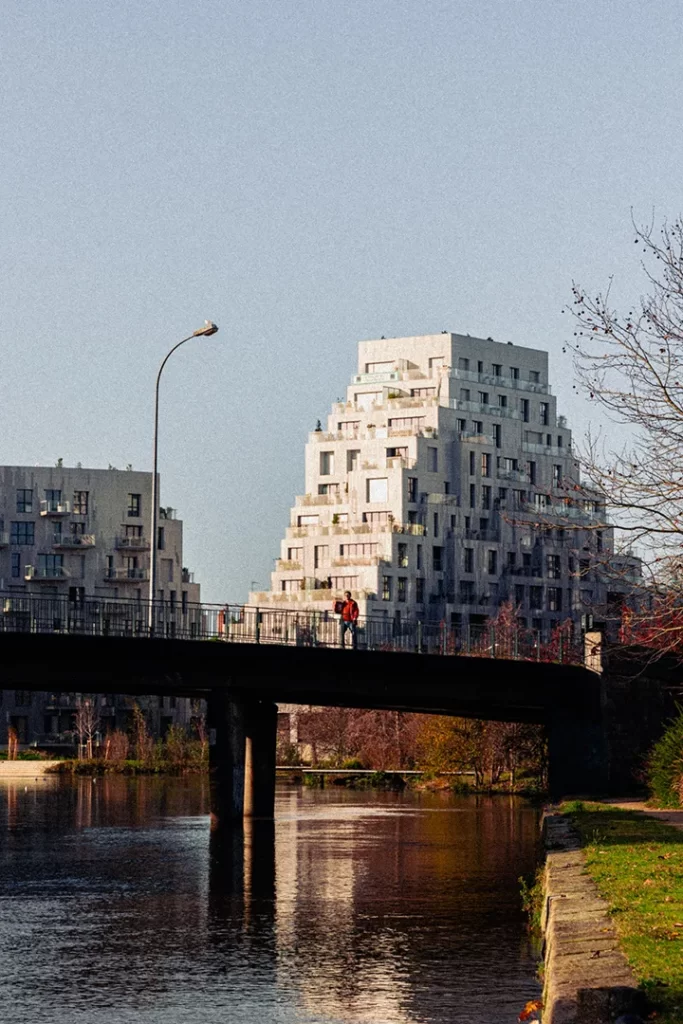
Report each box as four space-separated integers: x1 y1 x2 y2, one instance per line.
432 512 438 538
597 530 603 553
363 511 389 525
388 416 425 431
386 446 408 461
287 547 303 562
433 547 443 571
487 550 497 574
477 360 484 373
356 391 381 410
493 424 501 448
297 514 319 527
407 477 418 503
341 543 378 557
44 489 61 508
527 461 537 484
37 553 64 576
458 357 470 370
416 578 425 603
552 464 562 487
182 591 188 613
547 587 562 612
478 391 489 405
282 579 303 593
530 586 543 610
366 360 395 374
481 453 491 477
529 370 540 383
10 522 34 545
492 363 502 376
71 522 85 537
16 489 33 514
169 590 176 611
482 485 492 510
347 450 360 471
557 435 564 448
398 543 408 568
469 451 475 475
515 584 525 605
320 451 334 475
157 526 165 550
459 580 475 603
464 548 474 573
546 554 561 579
314 545 329 569
510 367 519 380
398 577 407 602
339 421 360 437
73 491 89 515
469 483 476 508
507 551 516 569
163 558 174 583
11 553 20 578
457 418 466 432
460 388 471 401
14 691 32 707
416 545 423 570
540 403 549 426
367 478 388 503
473 420 483 434
498 394 507 408
520 399 529 422
428 447 438 472
127 493 141 517
498 487 508 502
382 576 392 601
579 558 590 579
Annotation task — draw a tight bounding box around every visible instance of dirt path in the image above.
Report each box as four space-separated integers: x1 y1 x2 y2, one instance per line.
603 798 683 831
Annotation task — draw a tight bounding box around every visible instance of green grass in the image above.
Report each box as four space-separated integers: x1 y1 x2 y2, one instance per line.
561 802 683 1023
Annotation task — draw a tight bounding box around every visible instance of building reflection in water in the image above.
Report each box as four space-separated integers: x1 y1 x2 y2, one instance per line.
0 777 540 1024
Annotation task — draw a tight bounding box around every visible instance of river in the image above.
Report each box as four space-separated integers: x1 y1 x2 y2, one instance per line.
0 777 541 1024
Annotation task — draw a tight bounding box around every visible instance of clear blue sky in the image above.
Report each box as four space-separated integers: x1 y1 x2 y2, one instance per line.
2 0 681 601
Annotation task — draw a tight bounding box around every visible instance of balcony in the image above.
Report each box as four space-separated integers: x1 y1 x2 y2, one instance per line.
104 568 149 582
40 500 71 516
53 533 95 549
450 367 550 394
25 565 70 581
181 568 194 583
115 535 150 550
353 370 400 385
276 559 303 571
522 442 568 457
299 493 345 506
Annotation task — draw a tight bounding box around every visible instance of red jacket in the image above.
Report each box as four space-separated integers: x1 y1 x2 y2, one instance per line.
341 599 359 622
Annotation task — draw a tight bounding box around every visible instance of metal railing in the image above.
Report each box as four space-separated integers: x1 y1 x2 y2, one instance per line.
0 591 585 663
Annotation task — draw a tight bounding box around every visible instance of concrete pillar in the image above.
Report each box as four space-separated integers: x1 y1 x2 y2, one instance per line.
547 710 608 800
208 690 246 827
244 701 278 818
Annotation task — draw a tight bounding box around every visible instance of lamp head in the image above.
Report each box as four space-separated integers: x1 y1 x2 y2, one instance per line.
193 320 219 337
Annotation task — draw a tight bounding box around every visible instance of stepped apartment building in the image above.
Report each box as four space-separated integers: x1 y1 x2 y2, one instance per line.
251 332 627 633
0 465 201 748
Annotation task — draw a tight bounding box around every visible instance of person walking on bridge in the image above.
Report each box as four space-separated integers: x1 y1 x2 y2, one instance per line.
340 591 359 649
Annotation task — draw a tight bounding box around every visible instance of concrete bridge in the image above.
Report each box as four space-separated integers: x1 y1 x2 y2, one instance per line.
0 593 672 817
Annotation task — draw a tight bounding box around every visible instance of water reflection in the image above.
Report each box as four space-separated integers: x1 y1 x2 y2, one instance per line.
0 778 540 1024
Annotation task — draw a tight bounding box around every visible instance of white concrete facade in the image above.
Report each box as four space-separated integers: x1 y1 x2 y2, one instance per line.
252 332 619 633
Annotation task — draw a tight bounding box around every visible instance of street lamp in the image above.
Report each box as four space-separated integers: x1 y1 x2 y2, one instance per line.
148 321 219 632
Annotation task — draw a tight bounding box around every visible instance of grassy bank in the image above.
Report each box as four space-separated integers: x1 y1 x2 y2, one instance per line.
561 801 683 1023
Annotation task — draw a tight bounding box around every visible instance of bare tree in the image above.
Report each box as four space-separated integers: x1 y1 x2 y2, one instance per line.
570 216 683 647
74 697 100 760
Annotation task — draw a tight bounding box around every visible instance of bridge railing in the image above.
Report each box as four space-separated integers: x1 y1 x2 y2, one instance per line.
0 592 584 663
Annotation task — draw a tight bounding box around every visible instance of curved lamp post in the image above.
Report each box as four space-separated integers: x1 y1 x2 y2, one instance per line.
149 321 219 632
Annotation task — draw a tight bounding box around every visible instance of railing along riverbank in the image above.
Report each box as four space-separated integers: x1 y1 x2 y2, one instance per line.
0 592 584 664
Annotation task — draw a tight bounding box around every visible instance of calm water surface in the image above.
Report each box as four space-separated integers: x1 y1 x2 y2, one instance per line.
0 778 541 1024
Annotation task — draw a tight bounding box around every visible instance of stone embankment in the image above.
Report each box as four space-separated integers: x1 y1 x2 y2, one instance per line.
541 814 646 1023
0 760 61 778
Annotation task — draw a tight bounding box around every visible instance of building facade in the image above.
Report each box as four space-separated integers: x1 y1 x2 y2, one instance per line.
0 464 201 748
251 332 625 633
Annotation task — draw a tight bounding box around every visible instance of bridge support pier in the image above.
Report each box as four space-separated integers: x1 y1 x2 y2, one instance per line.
547 710 608 800
208 691 277 827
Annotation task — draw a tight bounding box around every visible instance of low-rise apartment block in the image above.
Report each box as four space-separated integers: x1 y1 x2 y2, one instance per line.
0 464 200 748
